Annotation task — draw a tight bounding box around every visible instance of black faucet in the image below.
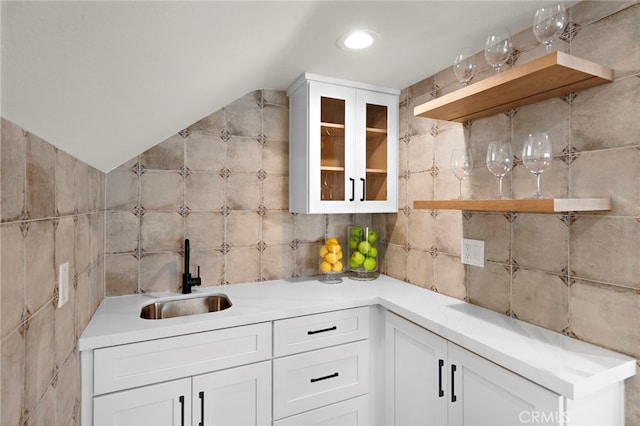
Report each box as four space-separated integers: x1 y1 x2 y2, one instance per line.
182 238 201 294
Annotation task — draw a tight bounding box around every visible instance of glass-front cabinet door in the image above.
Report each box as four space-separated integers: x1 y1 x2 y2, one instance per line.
288 73 398 214
355 90 398 213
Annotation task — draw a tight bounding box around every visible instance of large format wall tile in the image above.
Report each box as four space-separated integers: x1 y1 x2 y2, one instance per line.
570 279 640 358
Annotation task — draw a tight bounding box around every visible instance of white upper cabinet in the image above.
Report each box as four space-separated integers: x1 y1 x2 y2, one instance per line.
288 74 399 214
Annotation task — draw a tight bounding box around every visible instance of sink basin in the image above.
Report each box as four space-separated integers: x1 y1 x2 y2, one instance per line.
140 294 232 320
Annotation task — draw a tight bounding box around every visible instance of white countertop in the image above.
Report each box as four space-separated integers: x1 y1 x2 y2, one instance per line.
79 275 635 400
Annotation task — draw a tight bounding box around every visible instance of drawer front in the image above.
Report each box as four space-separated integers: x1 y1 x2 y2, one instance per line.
273 340 369 420
273 395 369 426
273 307 370 357
94 322 271 395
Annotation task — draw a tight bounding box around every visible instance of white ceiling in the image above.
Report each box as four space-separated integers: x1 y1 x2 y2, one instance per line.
2 1 559 172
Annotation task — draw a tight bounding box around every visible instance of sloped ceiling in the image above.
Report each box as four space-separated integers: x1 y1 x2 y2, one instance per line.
2 1 557 172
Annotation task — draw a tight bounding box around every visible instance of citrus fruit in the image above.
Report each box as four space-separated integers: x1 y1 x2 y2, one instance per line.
324 252 338 264
348 236 359 250
351 251 365 266
320 261 332 273
357 241 371 255
363 257 376 271
319 245 328 258
332 261 343 272
326 243 339 254
326 237 338 245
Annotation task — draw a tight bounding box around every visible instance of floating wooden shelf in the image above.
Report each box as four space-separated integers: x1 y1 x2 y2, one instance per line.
414 52 613 122
413 198 611 213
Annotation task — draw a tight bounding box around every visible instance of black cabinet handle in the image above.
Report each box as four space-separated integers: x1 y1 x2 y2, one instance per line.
360 178 366 202
199 391 205 426
451 365 457 403
307 325 337 335
349 178 355 201
179 395 185 426
438 359 444 398
310 372 339 383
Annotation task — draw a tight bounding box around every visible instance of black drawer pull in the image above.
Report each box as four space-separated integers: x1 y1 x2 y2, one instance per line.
199 391 205 426
179 395 185 426
310 372 339 383
307 325 337 335
451 364 457 403
438 359 444 397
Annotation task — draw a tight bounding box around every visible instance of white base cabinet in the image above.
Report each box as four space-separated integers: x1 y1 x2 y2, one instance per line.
385 311 625 426
94 362 271 426
94 378 191 426
273 396 370 426
83 304 629 426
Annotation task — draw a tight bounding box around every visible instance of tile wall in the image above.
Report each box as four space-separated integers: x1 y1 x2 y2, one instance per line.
104 90 373 294
0 118 105 425
387 2 639 423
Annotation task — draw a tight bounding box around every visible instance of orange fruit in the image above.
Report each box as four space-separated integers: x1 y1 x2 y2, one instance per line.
324 252 338 264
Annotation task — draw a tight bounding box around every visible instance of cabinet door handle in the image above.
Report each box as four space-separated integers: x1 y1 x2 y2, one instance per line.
360 178 366 202
307 325 337 335
179 395 185 426
310 372 339 383
438 359 444 397
199 391 205 426
451 364 457 403
349 178 355 201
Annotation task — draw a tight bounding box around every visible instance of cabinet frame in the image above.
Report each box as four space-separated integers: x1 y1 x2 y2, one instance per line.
288 73 399 214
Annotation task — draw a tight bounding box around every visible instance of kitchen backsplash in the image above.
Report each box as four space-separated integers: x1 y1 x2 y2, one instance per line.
105 90 381 294
1 118 105 425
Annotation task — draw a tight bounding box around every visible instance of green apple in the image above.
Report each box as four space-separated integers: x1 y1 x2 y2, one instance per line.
351 251 365 266
363 257 377 271
367 229 377 244
357 241 371 255
367 246 378 258
351 226 363 239
348 236 360 250
349 257 360 269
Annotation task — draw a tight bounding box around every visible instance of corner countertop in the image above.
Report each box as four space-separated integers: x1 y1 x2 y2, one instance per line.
79 275 635 400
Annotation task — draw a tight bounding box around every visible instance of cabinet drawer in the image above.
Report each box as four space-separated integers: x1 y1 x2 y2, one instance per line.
273 340 369 420
93 322 271 395
274 395 369 426
273 307 369 356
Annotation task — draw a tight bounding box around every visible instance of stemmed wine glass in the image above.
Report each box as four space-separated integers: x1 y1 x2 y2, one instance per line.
533 4 567 53
486 141 513 199
450 148 473 199
522 133 553 198
485 29 512 73
453 48 478 86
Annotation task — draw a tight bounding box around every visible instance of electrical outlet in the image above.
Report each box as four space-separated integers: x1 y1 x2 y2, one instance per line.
461 239 484 267
58 262 69 308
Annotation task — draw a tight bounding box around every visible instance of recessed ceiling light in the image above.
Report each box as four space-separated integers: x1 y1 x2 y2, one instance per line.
337 30 378 51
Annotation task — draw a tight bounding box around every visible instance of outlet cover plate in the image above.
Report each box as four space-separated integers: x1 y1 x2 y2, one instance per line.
462 238 484 267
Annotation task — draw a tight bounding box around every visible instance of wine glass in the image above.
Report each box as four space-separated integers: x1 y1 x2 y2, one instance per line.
450 148 473 199
453 48 478 86
485 29 512 73
486 141 513 199
533 4 567 53
522 133 553 198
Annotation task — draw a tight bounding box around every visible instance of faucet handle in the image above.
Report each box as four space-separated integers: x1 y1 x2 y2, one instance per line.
197 265 200 278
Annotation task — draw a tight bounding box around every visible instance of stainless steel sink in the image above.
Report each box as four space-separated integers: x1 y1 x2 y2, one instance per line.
140 294 232 320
